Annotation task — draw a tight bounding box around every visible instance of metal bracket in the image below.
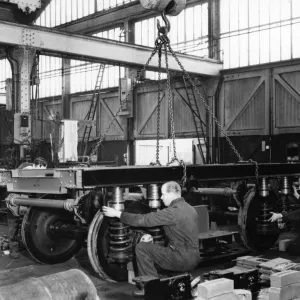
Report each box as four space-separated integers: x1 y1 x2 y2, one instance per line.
10 0 41 13
21 29 41 48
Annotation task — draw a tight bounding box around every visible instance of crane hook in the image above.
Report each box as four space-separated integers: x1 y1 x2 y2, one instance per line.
157 10 171 36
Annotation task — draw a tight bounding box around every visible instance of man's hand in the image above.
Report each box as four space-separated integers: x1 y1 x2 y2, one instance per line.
268 212 283 222
102 206 122 218
293 185 300 200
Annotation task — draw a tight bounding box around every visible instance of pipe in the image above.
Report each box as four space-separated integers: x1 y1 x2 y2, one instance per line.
6 197 76 211
192 188 236 196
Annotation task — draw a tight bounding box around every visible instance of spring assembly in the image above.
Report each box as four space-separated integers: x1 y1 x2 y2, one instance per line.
147 184 161 209
259 178 269 197
107 187 132 263
279 177 300 212
281 177 291 195
257 200 276 235
147 184 165 245
257 178 277 234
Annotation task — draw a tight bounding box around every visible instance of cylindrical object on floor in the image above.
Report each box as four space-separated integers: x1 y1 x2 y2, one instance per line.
0 269 100 300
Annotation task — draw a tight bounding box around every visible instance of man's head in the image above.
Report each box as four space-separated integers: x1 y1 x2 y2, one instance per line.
33 157 47 169
161 181 181 206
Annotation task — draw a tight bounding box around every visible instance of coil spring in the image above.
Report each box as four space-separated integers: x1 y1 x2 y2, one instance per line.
147 226 165 246
257 200 276 235
108 220 132 263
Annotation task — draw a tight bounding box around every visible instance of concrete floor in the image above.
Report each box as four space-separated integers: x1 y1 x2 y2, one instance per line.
0 221 299 300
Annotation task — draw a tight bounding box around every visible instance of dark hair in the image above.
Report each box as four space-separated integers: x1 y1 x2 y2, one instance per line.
34 157 47 167
164 181 181 195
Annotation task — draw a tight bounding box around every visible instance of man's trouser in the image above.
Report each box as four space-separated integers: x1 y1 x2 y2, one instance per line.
135 242 200 277
286 236 300 256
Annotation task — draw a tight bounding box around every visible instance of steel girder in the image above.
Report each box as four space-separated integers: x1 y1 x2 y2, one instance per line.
4 163 300 194
0 21 222 76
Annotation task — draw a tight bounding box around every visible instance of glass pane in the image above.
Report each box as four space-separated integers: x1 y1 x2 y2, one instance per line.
249 30 259 65
220 0 230 33
270 26 281 62
230 0 239 32
229 35 239 68
281 0 291 21
292 23 300 58
260 27 269 64
220 36 230 68
270 0 280 23
292 0 300 18
238 0 248 30
249 0 259 28
239 33 248 67
66 0 72 22
186 7 194 41
259 0 269 26
61 0 66 24
201 3 208 36
281 23 291 60
135 22 142 45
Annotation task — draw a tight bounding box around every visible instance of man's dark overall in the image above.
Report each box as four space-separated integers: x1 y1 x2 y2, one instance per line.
120 197 201 277
282 210 300 256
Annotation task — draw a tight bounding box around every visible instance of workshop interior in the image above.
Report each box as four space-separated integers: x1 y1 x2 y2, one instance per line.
0 0 300 299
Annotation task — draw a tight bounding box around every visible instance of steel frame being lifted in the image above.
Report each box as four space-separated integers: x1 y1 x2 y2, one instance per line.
0 20 222 76
2 163 300 193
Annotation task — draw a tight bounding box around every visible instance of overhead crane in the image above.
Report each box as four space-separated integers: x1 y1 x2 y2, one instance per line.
1 0 300 284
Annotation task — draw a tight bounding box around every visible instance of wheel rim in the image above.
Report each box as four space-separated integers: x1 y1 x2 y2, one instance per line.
238 188 280 251
87 199 151 282
87 210 128 282
21 207 85 264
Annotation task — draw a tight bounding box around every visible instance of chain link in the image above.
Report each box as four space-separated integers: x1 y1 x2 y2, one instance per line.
164 43 178 161
88 45 160 162
167 44 244 162
155 45 162 166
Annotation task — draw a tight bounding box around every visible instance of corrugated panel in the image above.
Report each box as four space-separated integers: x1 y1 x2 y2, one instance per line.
71 95 96 139
134 85 167 139
273 66 300 133
99 93 125 140
229 83 265 131
221 71 268 136
173 86 207 137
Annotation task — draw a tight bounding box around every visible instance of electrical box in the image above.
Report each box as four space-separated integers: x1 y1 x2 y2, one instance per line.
119 77 133 117
14 113 31 144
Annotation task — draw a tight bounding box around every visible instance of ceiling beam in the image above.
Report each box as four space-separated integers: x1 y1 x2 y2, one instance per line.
56 0 203 34
0 21 222 76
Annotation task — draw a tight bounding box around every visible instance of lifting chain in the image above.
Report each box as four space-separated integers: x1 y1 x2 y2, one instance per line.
88 45 160 163
154 45 162 166
88 9 258 187
165 34 259 184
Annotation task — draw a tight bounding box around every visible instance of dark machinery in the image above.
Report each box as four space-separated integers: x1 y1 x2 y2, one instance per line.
2 163 300 281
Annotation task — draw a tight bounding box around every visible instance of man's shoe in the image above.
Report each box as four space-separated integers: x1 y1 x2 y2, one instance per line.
133 289 145 298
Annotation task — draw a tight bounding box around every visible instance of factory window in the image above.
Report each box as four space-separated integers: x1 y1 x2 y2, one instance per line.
134 2 208 79
220 0 300 69
0 59 12 95
35 0 96 26
70 28 125 93
96 0 135 12
39 56 62 98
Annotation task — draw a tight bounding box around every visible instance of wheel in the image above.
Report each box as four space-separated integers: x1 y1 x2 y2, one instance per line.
21 207 85 264
88 199 150 282
238 188 280 251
